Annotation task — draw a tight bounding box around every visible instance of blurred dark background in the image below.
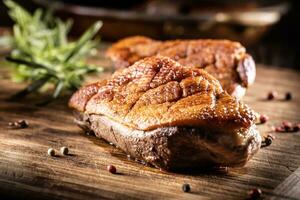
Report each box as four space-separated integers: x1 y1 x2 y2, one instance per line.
0 0 299 69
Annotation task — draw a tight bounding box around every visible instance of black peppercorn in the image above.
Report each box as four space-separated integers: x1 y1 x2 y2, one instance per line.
60 147 69 155
285 92 292 101
47 148 55 156
248 188 262 199
182 183 191 193
18 120 29 128
293 124 300 132
265 136 272 146
261 134 274 148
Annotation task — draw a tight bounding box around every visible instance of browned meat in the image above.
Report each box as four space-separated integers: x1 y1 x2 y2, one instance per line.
69 56 261 171
106 36 256 99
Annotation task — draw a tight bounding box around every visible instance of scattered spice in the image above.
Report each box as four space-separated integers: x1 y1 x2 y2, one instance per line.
285 92 292 101
261 134 274 148
274 121 300 133
8 119 29 129
182 183 191 193
47 148 55 156
275 126 284 132
248 188 262 199
282 121 293 131
267 91 277 100
107 165 117 174
259 114 269 124
60 147 69 155
18 120 29 128
266 91 293 101
293 124 300 132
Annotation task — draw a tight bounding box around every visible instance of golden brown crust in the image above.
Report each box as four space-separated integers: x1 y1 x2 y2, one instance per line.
69 80 107 112
106 36 157 68
70 56 256 131
106 36 256 98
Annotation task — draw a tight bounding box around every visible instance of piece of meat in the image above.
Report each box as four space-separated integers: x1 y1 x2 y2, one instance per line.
69 56 261 171
106 36 256 99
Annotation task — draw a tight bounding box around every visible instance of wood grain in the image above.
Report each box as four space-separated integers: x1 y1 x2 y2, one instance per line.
269 167 300 200
0 55 300 200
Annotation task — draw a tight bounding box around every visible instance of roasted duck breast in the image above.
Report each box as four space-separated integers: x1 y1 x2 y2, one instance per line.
106 36 256 99
69 56 261 171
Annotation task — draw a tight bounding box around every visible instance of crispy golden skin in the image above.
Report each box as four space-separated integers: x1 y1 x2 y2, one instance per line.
106 36 256 99
70 56 255 131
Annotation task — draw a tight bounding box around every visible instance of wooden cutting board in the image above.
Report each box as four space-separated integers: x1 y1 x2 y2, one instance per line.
0 54 300 200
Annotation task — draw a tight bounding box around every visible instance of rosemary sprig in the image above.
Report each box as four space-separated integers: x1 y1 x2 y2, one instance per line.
7 76 51 101
3 0 103 104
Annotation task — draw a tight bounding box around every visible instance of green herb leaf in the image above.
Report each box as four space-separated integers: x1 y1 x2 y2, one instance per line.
4 0 103 103
64 21 102 62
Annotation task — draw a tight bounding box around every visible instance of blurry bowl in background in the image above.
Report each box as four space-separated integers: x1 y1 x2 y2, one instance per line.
32 0 289 46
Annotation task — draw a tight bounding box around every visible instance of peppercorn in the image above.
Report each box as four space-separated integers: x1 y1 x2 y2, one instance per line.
264 136 273 146
293 124 300 132
8 120 29 129
107 165 117 174
182 183 191 193
261 134 274 148
275 126 284 132
248 188 262 199
282 121 293 132
259 114 269 124
267 91 277 100
47 148 55 156
18 120 29 128
285 92 292 101
60 147 69 155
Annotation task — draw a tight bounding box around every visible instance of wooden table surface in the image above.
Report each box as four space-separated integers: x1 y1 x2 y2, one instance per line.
0 54 300 200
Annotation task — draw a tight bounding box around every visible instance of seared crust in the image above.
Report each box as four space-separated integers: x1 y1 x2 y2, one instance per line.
69 56 261 170
70 56 255 131
68 80 107 112
106 36 256 98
